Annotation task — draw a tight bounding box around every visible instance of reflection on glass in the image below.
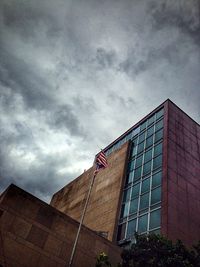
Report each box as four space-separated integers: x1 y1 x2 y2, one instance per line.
135 155 143 168
131 183 140 198
146 135 153 149
127 219 137 238
155 128 163 143
123 188 131 202
138 132 145 143
147 126 154 137
134 166 142 181
152 171 162 188
144 148 152 163
151 187 161 205
140 121 146 131
141 178 150 193
117 223 126 241
156 109 164 119
137 142 145 154
148 115 154 126
140 192 149 210
138 214 148 233
143 161 151 176
149 209 161 229
155 120 163 131
120 202 129 218
154 143 162 157
130 198 138 214
153 155 162 170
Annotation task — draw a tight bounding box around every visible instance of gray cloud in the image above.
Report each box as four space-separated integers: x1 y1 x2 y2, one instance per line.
148 0 200 45
48 105 84 136
0 0 199 202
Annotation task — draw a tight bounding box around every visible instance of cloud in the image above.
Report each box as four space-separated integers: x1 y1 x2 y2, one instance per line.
0 0 199 202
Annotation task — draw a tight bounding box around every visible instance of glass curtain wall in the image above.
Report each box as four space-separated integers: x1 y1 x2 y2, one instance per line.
116 109 164 245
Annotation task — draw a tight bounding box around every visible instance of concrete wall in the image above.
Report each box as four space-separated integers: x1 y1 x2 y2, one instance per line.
0 184 122 267
51 142 130 242
161 100 200 246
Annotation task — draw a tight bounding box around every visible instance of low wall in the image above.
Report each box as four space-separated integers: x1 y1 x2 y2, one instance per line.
0 184 121 267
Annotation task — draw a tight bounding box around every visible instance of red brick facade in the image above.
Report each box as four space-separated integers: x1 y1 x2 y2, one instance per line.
51 142 130 242
0 185 121 267
162 100 200 246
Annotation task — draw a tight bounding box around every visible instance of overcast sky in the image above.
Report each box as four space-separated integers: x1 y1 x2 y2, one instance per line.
0 0 199 202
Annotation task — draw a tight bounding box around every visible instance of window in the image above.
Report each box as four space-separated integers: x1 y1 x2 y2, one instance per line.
149 209 161 230
154 143 162 157
134 167 142 181
144 148 152 163
131 146 137 157
128 159 135 172
151 187 161 205
117 223 126 240
137 142 145 154
143 161 151 176
138 132 145 143
133 126 140 136
118 109 163 243
146 126 154 137
140 121 146 131
153 155 162 170
146 136 153 149
135 155 143 168
152 171 162 188
155 120 163 131
120 202 129 218
148 115 154 126
156 109 164 120
126 171 133 184
140 192 149 210
141 178 150 194
138 214 148 233
131 183 140 198
123 188 131 202
127 219 137 238
155 128 163 143
130 198 138 214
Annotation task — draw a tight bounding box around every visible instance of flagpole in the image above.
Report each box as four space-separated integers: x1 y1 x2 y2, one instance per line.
68 171 97 267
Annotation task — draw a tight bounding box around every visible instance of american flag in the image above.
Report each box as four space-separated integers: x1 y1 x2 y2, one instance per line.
95 150 108 173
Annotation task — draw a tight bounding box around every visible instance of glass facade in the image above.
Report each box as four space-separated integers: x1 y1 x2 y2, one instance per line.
113 108 164 244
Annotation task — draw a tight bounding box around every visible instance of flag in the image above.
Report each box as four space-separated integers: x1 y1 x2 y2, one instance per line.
95 150 108 173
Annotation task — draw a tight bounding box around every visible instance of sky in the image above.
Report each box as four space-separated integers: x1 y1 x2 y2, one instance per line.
0 0 199 203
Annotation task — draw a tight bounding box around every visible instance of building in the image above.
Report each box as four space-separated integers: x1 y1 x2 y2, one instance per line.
51 99 200 247
0 184 121 267
1 99 200 267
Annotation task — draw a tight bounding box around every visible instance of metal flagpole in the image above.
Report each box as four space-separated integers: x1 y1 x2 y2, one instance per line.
67 171 97 267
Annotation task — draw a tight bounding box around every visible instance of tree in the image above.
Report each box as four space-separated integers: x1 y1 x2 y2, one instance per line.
121 233 200 267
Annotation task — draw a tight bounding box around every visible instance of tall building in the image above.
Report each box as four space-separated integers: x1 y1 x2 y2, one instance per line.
51 99 200 247
1 99 200 267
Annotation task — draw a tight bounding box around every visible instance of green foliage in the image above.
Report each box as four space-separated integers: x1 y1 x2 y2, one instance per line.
121 233 200 267
95 235 200 267
96 252 112 267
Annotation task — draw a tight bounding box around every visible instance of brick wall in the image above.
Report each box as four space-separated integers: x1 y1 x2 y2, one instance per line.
51 142 130 242
162 100 200 246
0 184 122 267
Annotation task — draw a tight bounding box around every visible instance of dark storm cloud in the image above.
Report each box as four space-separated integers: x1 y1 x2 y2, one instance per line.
1 0 62 41
0 48 52 110
95 48 117 69
148 0 200 45
0 141 74 201
119 0 200 77
48 105 84 136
